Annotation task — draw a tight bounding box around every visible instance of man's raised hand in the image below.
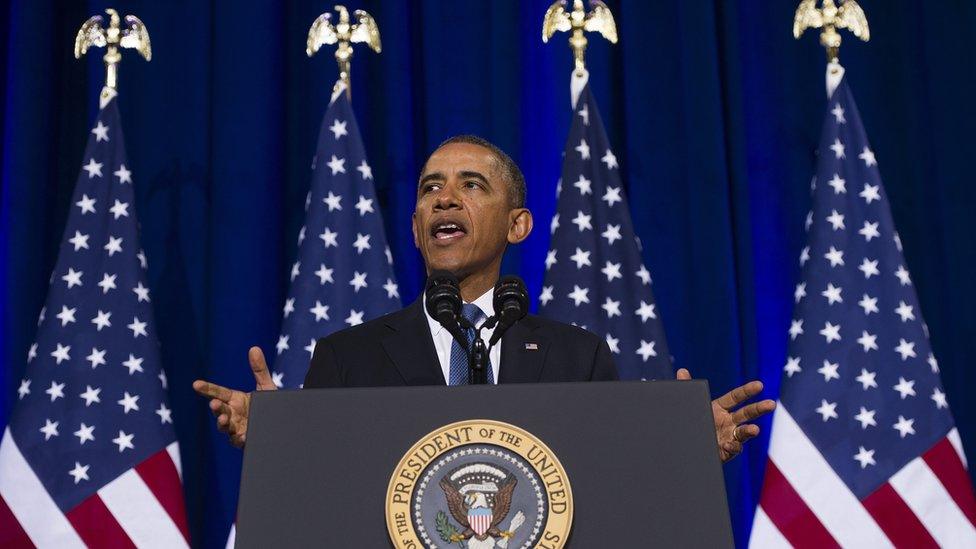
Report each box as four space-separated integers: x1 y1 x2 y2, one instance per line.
192 346 277 448
676 368 776 463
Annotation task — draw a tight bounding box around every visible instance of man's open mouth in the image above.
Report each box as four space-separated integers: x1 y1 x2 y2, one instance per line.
431 221 468 240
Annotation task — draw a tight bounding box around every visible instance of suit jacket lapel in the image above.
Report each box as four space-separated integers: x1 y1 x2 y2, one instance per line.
380 299 445 385
498 316 549 383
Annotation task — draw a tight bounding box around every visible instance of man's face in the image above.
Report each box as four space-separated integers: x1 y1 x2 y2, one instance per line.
412 143 531 280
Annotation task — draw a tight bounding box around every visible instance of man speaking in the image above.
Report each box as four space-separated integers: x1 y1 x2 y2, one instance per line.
193 135 773 461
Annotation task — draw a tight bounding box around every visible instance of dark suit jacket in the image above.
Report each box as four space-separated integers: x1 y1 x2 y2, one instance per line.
304 299 618 388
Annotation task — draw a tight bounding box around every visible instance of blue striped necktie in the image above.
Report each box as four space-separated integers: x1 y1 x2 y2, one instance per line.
447 303 489 385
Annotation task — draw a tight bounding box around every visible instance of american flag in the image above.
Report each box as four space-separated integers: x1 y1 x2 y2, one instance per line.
223 82 401 548
538 74 672 380
271 83 400 389
0 89 188 547
750 66 976 547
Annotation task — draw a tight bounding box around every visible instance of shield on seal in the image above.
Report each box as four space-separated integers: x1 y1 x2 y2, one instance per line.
468 507 493 537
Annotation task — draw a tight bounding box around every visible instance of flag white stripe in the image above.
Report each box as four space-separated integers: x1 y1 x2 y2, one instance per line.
767 405 892 547
889 457 976 548
748 506 793 549
0 428 85 548
166 441 182 481
98 469 188 548
947 428 967 469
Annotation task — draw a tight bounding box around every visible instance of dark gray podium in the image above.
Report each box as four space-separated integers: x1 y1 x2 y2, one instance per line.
236 381 733 548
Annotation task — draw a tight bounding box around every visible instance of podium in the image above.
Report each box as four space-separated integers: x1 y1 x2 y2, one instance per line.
236 380 733 548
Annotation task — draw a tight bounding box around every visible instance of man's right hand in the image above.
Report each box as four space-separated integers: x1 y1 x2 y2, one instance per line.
192 346 277 448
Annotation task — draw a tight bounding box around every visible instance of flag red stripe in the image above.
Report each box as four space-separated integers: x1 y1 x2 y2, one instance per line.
922 438 976 526
758 460 839 548
923 437 976 527
66 493 136 548
135 449 190 541
0 494 34 548
862 482 938 548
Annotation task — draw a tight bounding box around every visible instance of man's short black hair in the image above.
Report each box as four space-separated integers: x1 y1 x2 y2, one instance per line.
429 135 526 209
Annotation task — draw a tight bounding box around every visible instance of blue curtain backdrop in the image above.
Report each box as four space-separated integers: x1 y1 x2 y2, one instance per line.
3 1 975 546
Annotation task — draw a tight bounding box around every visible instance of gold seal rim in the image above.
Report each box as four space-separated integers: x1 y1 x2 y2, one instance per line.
385 419 574 548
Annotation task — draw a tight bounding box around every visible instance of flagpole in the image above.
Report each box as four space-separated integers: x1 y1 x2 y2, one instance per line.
793 0 870 63
74 8 151 106
793 2 870 98
306 5 382 101
542 0 618 76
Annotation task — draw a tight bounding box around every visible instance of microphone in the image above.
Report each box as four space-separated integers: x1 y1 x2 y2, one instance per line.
424 270 467 345
489 275 528 346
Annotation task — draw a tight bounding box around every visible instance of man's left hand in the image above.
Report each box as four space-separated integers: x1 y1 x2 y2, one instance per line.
676 368 776 463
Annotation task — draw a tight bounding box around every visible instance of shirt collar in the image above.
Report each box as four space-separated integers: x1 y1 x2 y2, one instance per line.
424 287 496 337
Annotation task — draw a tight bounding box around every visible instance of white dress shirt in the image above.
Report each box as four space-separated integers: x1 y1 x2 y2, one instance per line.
423 288 501 384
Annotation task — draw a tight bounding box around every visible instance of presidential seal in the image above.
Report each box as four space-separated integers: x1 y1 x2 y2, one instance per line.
386 420 573 549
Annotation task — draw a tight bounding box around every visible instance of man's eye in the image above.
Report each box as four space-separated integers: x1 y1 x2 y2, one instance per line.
422 184 440 194
464 181 480 189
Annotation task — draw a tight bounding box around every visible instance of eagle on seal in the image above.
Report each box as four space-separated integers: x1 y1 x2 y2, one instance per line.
439 475 518 543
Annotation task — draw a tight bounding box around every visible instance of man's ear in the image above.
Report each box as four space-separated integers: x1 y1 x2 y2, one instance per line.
411 211 421 249
507 208 533 244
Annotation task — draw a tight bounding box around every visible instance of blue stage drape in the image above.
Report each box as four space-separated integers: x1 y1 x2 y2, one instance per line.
3 1 975 546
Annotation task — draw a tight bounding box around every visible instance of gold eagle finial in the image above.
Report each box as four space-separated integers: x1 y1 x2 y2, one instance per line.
74 8 151 94
307 5 381 98
542 0 618 75
793 0 869 61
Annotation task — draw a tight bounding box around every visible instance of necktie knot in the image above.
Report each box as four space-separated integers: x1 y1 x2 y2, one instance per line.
461 303 485 327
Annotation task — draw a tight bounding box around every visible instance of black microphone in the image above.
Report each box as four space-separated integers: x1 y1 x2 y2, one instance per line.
489 275 528 346
424 270 467 346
